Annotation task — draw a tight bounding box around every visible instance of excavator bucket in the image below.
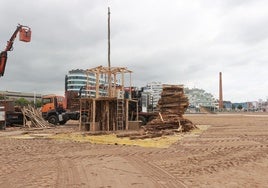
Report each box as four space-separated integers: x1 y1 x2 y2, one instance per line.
0 51 8 76
19 28 31 42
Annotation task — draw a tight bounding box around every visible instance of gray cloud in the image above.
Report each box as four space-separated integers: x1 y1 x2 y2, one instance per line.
0 0 268 102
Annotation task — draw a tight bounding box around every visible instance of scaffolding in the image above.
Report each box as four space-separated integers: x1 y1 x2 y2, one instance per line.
79 65 138 131
78 8 139 131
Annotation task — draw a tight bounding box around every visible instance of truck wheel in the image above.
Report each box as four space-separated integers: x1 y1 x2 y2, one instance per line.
48 115 59 125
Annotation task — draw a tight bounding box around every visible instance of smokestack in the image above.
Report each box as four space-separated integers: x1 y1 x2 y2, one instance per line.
219 72 223 109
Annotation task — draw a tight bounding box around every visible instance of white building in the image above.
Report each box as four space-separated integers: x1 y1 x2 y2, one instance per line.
141 82 162 112
184 88 217 109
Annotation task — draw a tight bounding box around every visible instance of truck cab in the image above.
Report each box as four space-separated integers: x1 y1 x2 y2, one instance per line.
41 95 68 125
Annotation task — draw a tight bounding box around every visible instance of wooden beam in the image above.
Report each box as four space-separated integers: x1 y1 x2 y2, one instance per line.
129 72 132 99
126 99 129 130
136 101 139 121
113 73 116 97
96 70 100 98
106 100 109 131
121 71 125 92
92 99 96 131
79 99 82 130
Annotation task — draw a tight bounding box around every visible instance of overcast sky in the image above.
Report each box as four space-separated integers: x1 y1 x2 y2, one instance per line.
1 0 268 102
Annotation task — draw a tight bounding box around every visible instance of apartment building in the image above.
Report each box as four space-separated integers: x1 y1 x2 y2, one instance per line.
184 88 217 108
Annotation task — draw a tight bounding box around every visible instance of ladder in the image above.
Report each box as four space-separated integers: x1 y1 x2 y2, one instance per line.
79 99 91 131
116 99 124 130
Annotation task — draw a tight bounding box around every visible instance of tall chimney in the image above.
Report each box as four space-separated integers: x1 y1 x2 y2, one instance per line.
219 72 223 109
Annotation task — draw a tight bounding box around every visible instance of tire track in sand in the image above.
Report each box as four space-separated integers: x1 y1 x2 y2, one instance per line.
56 158 83 188
125 155 187 188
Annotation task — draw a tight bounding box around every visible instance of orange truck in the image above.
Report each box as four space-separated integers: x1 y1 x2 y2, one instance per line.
41 93 80 125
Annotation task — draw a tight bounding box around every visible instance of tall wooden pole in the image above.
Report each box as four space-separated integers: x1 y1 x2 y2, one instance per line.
129 72 132 99
108 7 112 97
219 72 223 109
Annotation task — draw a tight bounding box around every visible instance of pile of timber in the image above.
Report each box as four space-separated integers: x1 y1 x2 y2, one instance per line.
21 105 51 128
158 84 189 116
145 113 195 132
145 84 196 131
130 85 196 139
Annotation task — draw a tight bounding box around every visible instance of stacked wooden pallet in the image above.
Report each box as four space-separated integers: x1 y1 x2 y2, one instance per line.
158 84 189 116
144 84 196 133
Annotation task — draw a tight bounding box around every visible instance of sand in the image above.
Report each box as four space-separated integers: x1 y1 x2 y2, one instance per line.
0 113 267 188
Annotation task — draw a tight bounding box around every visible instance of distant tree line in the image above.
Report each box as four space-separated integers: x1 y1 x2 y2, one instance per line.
0 95 42 108
15 98 42 108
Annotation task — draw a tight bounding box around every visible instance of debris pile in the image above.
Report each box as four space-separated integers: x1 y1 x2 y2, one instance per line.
21 105 51 128
145 114 195 132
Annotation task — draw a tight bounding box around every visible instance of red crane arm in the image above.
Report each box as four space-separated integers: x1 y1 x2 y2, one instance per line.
4 24 22 52
0 24 31 77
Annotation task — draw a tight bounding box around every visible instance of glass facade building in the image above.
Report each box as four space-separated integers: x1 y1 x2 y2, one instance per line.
65 69 108 97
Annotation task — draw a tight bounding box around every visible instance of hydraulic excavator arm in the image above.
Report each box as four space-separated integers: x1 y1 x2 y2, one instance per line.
0 24 31 77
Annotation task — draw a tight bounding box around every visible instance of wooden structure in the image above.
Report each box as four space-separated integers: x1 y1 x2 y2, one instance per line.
79 8 139 131
79 65 139 131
